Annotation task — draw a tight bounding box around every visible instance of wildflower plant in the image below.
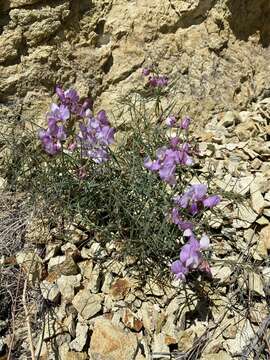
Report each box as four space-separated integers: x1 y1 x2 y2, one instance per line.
1 66 221 282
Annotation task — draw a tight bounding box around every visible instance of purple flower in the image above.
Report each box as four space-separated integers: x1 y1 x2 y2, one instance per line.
88 148 109 163
144 138 193 185
180 238 201 268
171 207 194 230
170 137 180 148
96 126 115 146
48 103 70 123
39 87 115 162
97 110 110 126
148 75 168 88
55 85 80 113
174 184 220 215
171 231 210 281
177 143 193 166
171 260 188 281
159 160 176 186
165 115 177 127
202 195 221 208
77 110 115 163
142 68 151 76
181 116 191 130
38 129 61 155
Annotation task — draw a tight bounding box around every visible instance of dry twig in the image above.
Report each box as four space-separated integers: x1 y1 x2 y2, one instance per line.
22 278 35 360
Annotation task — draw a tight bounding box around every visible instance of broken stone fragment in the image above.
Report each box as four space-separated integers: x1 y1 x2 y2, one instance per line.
224 318 255 356
63 352 88 360
48 255 79 276
57 274 82 302
85 264 102 293
250 182 265 214
122 309 143 332
16 250 43 286
69 322 89 352
109 278 132 300
0 30 22 64
40 279 60 303
89 318 138 360
248 272 265 297
72 289 103 320
211 266 232 283
259 224 270 251
152 333 170 358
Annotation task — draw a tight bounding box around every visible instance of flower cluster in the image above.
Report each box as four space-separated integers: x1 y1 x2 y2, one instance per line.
142 67 169 88
171 230 210 281
169 185 220 280
39 103 70 155
39 86 115 164
143 105 221 281
144 137 193 186
78 110 115 163
173 184 221 216
165 115 191 130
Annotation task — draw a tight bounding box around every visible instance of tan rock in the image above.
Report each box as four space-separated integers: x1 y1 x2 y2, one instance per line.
0 30 22 64
248 272 264 296
122 309 143 332
259 224 270 251
48 255 79 276
85 264 102 293
69 322 89 352
16 250 43 286
72 289 102 320
202 352 232 360
63 352 88 360
224 319 255 356
178 328 196 352
211 266 232 283
152 333 170 358
89 318 138 360
40 279 60 302
57 274 82 302
110 278 132 300
9 0 41 8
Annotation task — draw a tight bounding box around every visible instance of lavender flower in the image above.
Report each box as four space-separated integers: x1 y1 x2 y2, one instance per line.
165 115 177 127
78 109 115 163
171 207 193 230
148 75 168 88
144 137 193 185
171 231 210 281
181 116 191 130
39 87 115 162
174 184 220 215
171 260 188 281
142 68 151 76
55 86 79 111
38 129 61 155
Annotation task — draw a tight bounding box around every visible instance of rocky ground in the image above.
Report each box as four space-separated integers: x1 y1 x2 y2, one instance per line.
0 0 270 359
1 98 270 359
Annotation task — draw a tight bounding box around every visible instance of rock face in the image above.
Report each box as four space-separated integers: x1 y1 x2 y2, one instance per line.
0 0 270 128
